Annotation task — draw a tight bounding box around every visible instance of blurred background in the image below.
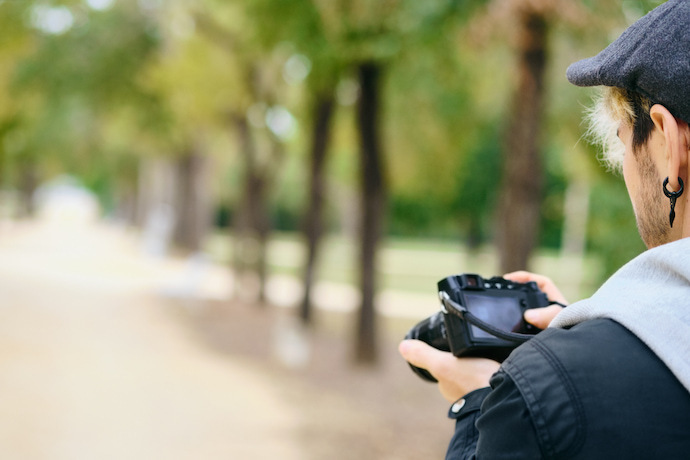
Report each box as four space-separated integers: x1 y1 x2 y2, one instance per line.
0 0 662 458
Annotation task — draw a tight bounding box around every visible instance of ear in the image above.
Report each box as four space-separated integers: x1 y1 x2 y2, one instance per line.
650 104 688 191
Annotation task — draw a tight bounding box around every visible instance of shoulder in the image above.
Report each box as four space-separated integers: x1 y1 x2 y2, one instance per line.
506 318 674 391
498 318 690 458
494 323 597 458
504 318 660 379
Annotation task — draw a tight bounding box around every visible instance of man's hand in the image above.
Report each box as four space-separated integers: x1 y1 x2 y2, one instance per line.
399 271 567 403
504 271 568 329
399 339 500 403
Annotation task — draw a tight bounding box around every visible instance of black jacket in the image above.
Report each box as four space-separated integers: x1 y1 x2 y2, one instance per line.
446 319 690 459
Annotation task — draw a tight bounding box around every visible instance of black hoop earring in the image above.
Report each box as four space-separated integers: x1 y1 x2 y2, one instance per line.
663 177 684 228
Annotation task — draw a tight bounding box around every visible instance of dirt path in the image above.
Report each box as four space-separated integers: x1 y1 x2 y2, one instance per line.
0 220 306 459
0 217 452 459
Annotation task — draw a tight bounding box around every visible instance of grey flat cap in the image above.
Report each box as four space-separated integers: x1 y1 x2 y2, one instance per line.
567 0 690 122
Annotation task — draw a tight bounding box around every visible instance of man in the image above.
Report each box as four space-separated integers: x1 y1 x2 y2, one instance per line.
399 1 690 458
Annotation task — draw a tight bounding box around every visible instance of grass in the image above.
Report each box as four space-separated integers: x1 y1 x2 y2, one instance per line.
205 231 604 303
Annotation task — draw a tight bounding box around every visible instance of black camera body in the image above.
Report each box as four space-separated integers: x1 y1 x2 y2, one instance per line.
405 274 550 382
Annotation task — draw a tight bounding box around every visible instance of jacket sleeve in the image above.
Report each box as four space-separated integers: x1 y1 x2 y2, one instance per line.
446 370 542 459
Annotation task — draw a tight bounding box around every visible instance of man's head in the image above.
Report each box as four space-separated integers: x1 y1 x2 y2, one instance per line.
568 0 690 248
586 88 671 248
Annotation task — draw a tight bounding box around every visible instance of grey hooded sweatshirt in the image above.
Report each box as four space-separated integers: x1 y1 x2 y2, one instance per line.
551 237 690 392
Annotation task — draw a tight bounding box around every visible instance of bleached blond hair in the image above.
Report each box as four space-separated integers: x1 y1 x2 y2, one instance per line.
585 87 654 172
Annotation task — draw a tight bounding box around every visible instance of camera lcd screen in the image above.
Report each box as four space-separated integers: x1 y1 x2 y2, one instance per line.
463 293 523 339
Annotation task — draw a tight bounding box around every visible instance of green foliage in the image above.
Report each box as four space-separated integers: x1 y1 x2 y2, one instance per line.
14 2 159 111
0 0 663 277
587 172 646 278
389 195 449 238
1 0 164 208
539 152 568 249
451 123 503 244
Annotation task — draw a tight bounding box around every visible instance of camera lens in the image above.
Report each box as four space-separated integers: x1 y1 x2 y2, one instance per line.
404 312 450 382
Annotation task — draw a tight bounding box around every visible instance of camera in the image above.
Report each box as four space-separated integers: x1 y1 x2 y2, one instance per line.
405 274 550 382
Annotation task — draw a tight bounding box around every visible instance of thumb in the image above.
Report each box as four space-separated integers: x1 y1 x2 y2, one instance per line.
399 339 448 371
524 304 564 329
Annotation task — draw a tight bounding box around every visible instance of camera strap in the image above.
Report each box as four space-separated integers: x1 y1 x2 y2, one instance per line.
440 295 534 344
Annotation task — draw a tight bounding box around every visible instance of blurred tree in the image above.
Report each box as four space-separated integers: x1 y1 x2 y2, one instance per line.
9 0 161 218
300 88 336 322
238 0 341 321
297 48 339 326
311 0 486 363
188 0 295 302
141 2 230 255
490 0 664 272
465 0 585 273
385 1 495 245
354 60 386 363
310 0 399 363
242 0 405 360
496 4 549 272
0 2 39 215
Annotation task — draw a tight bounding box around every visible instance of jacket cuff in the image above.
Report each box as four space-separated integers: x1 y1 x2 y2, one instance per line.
448 387 491 420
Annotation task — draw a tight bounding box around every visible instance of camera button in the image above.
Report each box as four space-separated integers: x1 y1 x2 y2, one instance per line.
451 399 466 413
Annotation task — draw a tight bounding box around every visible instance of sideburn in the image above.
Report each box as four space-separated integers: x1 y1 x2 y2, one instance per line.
634 147 670 248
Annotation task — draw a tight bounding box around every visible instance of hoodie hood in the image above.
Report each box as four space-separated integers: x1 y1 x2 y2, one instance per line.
550 237 690 392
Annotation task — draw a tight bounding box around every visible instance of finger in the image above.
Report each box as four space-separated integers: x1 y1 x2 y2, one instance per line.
524 304 564 329
504 271 568 305
399 339 450 372
503 270 535 283
504 270 553 289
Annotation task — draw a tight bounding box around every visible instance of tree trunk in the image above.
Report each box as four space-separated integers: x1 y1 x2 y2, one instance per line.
300 91 336 324
355 62 386 364
18 158 38 218
232 114 272 304
173 146 212 253
231 116 252 278
496 11 548 273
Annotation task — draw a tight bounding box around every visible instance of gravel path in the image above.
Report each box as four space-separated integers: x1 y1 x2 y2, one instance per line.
0 220 305 459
